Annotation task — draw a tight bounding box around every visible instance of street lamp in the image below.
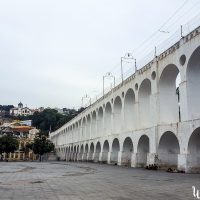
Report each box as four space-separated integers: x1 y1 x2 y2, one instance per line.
121 53 137 82
81 94 91 107
103 72 115 96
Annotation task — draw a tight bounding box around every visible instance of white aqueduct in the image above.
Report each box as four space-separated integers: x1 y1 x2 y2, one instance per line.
50 26 200 173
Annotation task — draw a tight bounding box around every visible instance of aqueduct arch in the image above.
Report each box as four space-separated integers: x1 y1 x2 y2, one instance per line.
113 97 122 133
83 144 89 161
86 115 91 139
73 146 77 160
110 138 120 164
91 111 96 138
88 143 94 161
187 127 200 173
137 135 149 167
158 132 180 169
121 137 133 166
94 142 101 162
102 140 110 163
80 144 84 161
104 102 112 135
159 64 180 124
82 117 86 140
138 79 151 128
124 89 136 131
187 46 200 120
97 107 103 137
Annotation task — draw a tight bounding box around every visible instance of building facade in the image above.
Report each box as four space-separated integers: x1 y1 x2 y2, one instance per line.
50 26 200 173
10 102 33 116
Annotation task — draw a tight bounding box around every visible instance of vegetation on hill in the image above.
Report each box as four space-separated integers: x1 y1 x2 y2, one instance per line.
0 105 85 135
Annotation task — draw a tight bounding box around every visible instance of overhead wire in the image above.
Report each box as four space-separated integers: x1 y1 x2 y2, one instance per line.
94 0 200 105
132 0 190 56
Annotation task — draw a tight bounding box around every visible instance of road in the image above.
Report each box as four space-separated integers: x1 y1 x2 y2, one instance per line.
0 162 199 200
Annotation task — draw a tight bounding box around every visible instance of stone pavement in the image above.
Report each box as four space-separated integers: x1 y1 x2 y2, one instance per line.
0 162 199 200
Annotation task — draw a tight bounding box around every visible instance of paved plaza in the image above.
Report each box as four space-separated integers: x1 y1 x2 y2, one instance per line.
0 162 199 200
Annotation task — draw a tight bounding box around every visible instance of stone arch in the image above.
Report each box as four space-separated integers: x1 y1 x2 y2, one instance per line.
76 145 79 161
124 89 136 131
70 146 73 161
83 143 89 161
73 124 75 135
88 142 94 161
159 64 180 124
79 144 84 161
102 140 110 163
91 111 97 138
187 127 200 173
75 122 79 141
82 117 86 140
94 141 101 162
137 135 149 167
121 137 133 166
105 102 112 135
187 46 200 120
86 115 91 140
77 145 79 153
97 107 103 137
138 79 151 128
113 96 122 133
66 147 69 161
73 145 77 161
158 132 180 169
111 138 120 164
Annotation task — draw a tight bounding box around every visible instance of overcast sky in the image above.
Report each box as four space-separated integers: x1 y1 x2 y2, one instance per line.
0 0 200 109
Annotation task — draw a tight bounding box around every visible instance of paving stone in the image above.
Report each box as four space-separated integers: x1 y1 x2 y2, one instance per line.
0 162 199 200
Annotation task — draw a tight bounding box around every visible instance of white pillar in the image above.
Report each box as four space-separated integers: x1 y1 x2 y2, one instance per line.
107 152 111 164
178 154 187 172
117 151 122 166
147 153 157 165
131 153 137 167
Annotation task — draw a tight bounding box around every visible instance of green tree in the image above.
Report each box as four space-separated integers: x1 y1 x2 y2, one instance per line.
27 134 54 161
0 135 19 160
31 109 68 135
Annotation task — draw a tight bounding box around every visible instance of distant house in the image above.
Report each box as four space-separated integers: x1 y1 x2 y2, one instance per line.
10 102 33 116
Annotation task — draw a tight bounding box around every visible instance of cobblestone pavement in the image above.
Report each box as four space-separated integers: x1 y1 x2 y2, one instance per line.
0 162 199 200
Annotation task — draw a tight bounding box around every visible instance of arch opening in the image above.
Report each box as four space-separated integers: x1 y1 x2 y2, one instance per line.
187 46 200 120
124 89 136 131
105 103 112 135
79 145 84 161
102 140 110 163
94 142 101 162
82 117 86 141
158 132 180 169
137 135 149 167
159 64 180 124
97 107 103 137
83 144 89 161
121 137 133 166
73 146 77 161
113 97 122 133
187 128 200 173
86 115 91 140
138 79 151 128
88 143 94 161
91 111 97 139
111 138 120 164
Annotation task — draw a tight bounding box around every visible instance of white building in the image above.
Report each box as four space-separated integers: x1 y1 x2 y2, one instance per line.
50 26 200 173
10 102 33 116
